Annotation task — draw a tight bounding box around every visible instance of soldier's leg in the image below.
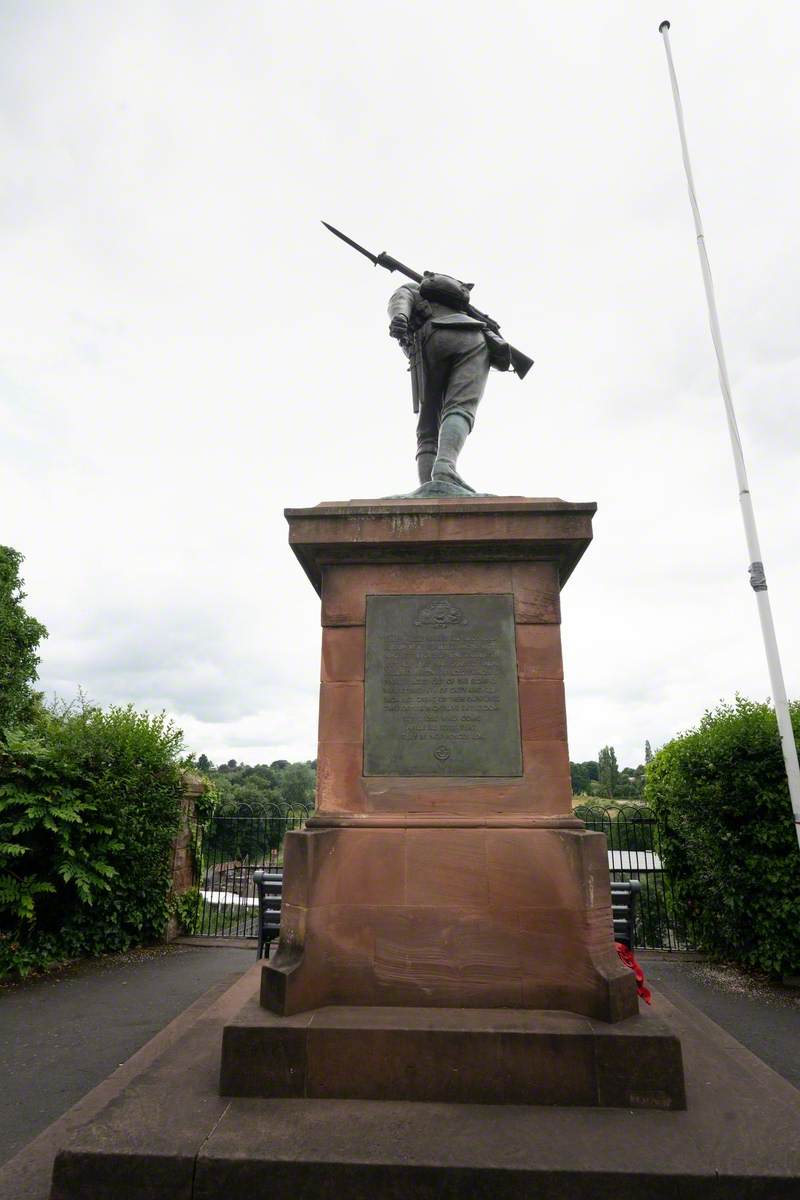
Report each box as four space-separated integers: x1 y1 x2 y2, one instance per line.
432 333 490 491
416 450 436 484
416 332 446 484
415 412 438 484
434 414 473 491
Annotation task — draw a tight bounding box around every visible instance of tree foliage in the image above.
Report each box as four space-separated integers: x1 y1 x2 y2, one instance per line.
200 758 316 818
598 745 620 797
194 758 316 864
571 750 645 800
646 697 800 976
569 759 599 795
0 547 48 730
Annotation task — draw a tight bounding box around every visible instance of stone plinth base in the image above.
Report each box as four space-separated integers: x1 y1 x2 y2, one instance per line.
220 993 686 1109
262 825 636 1022
38 966 800 1200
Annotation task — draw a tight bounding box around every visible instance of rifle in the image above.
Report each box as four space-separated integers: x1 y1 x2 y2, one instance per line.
322 222 534 380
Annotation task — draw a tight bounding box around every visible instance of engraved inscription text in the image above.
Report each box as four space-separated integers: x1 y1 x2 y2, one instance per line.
363 594 522 777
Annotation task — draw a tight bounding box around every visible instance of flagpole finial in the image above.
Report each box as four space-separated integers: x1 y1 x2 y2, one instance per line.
659 19 671 32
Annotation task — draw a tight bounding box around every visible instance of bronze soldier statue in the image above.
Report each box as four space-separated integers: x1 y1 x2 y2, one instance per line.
388 273 501 493
322 224 533 494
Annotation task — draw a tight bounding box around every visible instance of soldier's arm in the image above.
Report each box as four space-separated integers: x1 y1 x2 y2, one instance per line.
387 282 418 340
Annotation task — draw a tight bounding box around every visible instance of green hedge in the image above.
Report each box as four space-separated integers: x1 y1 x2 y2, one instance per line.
0 703 186 977
645 697 800 975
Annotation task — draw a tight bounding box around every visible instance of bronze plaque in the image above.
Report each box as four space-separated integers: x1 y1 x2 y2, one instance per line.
364 594 522 777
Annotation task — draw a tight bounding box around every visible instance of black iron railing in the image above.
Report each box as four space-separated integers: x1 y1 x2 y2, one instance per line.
188 805 311 938
187 801 694 950
575 803 696 951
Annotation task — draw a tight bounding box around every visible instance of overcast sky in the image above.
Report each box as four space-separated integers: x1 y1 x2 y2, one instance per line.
2 1 798 770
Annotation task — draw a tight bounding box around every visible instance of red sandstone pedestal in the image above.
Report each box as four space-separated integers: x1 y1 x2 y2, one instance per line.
264 498 636 1021
223 497 684 1107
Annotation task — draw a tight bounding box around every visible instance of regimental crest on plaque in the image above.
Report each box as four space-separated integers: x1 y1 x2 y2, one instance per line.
414 598 465 627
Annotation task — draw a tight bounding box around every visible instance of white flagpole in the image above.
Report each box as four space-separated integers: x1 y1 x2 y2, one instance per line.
658 19 800 851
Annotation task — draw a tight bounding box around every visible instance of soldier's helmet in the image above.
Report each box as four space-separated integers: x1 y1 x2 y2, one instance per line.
419 271 474 311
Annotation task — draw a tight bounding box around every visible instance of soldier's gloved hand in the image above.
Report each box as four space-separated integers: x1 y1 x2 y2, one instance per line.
389 315 409 342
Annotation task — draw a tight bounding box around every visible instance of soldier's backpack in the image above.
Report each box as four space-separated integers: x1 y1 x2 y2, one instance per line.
418 272 473 310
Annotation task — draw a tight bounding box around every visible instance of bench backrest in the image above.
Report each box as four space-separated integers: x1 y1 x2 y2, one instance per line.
253 870 283 959
610 879 641 949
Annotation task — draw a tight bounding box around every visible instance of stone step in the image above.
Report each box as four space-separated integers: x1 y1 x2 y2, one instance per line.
43 969 800 1199
220 984 686 1108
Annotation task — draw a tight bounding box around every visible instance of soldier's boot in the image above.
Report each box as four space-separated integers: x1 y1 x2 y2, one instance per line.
416 451 436 484
432 414 476 493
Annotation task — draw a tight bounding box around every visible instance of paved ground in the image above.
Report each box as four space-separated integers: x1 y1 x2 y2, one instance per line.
641 952 800 1090
0 942 253 1166
3 960 798 1200
1 945 797 1173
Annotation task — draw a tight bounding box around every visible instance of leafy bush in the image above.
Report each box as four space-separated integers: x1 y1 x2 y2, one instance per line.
171 886 202 936
0 702 186 976
646 697 800 975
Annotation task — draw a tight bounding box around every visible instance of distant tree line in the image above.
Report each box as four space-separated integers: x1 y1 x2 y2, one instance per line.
196 755 316 818
192 757 316 865
570 741 652 800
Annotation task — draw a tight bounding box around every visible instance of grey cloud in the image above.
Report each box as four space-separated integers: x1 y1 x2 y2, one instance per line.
40 595 318 726
3 1 799 768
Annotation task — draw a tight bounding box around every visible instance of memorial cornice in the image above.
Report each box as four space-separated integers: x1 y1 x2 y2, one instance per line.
284 496 596 595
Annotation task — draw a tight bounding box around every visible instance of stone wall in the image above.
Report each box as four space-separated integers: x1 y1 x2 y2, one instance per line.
163 772 204 941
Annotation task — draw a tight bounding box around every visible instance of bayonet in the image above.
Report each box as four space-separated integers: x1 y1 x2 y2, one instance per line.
322 221 423 285
322 221 533 379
